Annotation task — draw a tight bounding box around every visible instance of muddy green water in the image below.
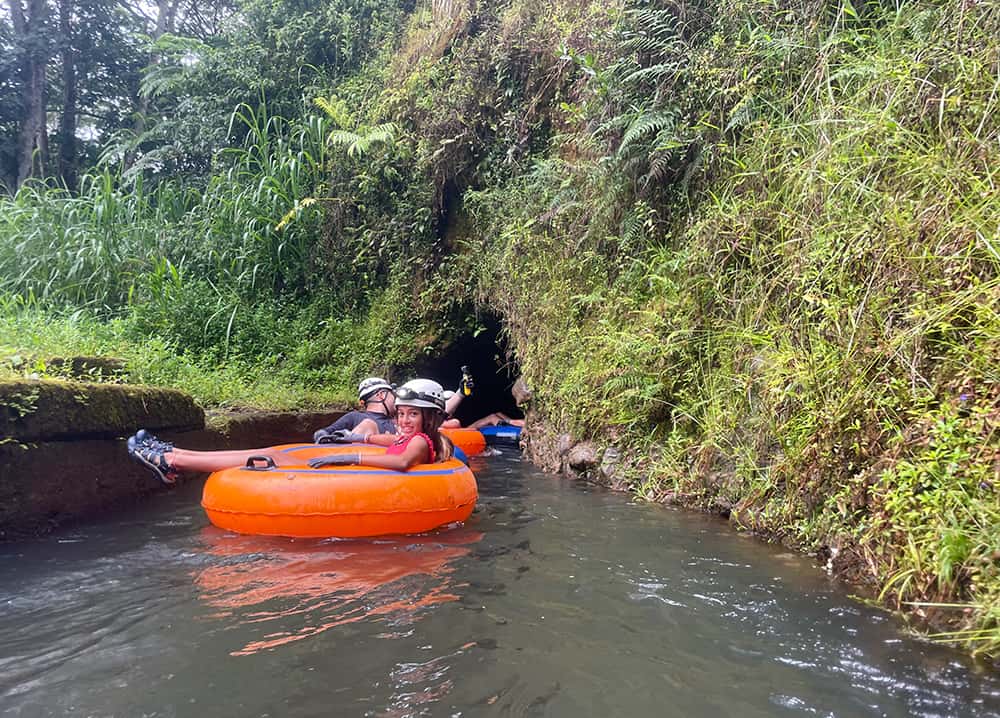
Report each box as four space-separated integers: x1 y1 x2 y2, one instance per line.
2 452 999 717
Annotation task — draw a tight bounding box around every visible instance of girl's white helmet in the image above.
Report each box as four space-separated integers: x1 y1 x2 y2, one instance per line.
394 378 453 412
358 377 394 401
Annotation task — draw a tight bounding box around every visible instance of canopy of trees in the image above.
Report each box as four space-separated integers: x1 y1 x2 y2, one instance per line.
0 0 408 191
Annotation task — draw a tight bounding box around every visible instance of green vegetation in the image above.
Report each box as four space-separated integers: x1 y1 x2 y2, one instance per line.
0 296 344 408
2 0 998 657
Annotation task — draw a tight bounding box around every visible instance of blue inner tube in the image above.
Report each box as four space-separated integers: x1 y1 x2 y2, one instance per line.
478 424 522 445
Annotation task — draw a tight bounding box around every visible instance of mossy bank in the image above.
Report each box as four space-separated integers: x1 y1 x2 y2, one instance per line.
0 378 347 538
440 0 999 656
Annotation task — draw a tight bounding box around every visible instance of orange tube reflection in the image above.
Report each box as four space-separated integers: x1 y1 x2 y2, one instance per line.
193 527 483 656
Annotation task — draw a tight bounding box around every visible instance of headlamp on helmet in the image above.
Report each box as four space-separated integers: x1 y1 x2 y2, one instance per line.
394 379 453 412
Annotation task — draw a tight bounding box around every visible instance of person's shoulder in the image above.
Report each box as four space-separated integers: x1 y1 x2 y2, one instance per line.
330 411 361 429
406 432 434 453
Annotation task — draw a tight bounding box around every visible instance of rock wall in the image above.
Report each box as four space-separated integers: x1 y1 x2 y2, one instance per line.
0 379 344 539
0 379 204 440
521 417 629 491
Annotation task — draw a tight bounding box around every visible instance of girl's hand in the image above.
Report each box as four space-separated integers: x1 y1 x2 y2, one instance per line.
329 430 366 443
308 454 360 468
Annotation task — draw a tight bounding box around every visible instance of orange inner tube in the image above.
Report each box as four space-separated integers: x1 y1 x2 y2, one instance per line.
441 427 487 456
201 444 478 538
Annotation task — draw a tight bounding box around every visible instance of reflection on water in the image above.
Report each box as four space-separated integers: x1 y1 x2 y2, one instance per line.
1 452 999 718
194 528 482 656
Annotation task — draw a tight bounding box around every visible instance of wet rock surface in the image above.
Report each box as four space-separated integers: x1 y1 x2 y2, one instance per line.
0 379 344 540
566 441 598 471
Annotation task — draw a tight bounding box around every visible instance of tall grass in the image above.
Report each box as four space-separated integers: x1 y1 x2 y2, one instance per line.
0 101 330 319
0 293 349 409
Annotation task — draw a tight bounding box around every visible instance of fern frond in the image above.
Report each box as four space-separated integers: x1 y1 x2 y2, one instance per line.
724 94 756 133
313 96 353 129
621 209 644 247
621 8 681 54
619 112 678 156
327 129 362 148
643 148 678 188
139 63 187 100
365 123 398 146
327 123 398 158
622 61 684 86
348 141 364 158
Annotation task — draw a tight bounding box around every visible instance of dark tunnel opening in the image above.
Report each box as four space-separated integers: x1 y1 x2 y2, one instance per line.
407 314 522 427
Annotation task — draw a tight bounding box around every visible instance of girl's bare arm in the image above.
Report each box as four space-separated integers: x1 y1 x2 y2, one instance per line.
359 436 430 470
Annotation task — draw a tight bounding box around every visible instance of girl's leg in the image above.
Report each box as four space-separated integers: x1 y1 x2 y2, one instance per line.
166 446 294 473
128 429 299 483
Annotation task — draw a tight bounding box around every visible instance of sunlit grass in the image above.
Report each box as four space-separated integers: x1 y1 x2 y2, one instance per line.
0 297 350 410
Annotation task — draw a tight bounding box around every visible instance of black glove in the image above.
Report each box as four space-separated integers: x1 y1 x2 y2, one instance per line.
315 429 365 444
332 429 366 443
460 366 474 397
308 453 360 468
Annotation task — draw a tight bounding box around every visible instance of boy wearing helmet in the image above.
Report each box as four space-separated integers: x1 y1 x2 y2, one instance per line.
312 377 397 443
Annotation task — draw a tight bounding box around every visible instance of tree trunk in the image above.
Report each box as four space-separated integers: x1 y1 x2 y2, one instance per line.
9 0 51 188
57 0 78 190
126 0 179 169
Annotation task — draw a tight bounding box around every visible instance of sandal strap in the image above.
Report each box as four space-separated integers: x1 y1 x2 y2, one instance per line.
136 444 169 470
128 433 178 485
138 436 174 452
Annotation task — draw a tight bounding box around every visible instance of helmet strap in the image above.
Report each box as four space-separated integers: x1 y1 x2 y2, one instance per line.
364 390 392 415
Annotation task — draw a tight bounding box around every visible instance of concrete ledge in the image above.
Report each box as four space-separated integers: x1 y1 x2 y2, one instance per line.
0 379 204 441
0 439 162 539
0 394 345 539
204 408 346 448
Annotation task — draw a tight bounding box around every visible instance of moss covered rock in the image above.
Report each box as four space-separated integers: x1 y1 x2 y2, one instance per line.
0 379 204 441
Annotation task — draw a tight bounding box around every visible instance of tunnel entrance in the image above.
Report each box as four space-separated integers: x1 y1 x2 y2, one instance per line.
408 314 521 427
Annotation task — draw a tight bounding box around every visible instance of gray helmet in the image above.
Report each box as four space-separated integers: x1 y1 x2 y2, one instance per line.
357 377 394 402
394 378 453 412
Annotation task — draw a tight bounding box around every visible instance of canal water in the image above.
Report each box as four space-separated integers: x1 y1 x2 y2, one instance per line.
2 452 999 717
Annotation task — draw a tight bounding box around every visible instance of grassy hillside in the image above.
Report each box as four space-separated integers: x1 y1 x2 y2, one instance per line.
376 0 1000 655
